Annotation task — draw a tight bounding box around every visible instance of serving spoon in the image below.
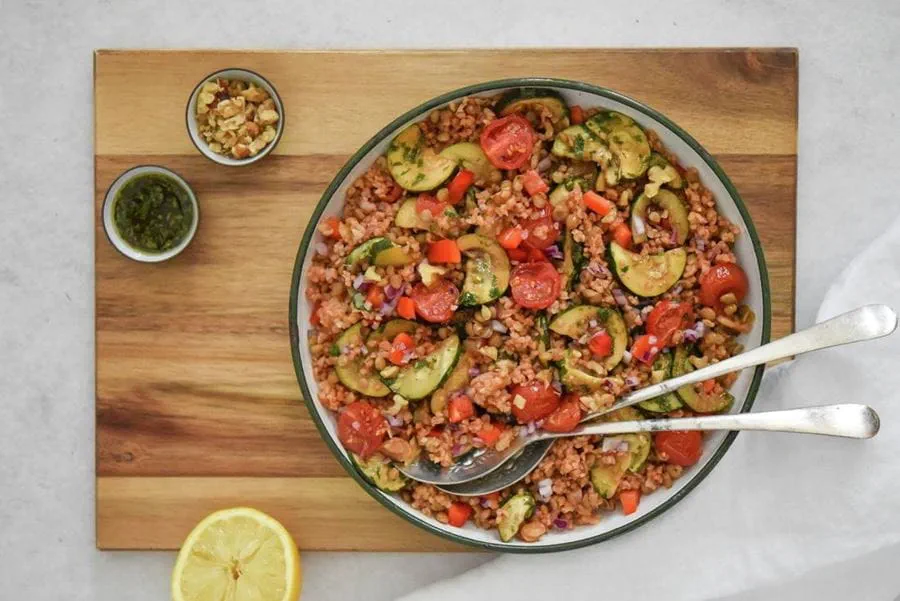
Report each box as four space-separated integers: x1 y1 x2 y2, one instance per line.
396 304 897 494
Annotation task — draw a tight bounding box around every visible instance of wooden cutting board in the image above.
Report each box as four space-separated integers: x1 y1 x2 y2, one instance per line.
94 48 798 551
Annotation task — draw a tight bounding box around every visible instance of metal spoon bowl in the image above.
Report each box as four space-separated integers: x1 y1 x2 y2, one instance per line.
395 304 896 494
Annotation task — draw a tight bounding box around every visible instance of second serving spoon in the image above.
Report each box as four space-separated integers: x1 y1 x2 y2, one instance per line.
396 304 897 493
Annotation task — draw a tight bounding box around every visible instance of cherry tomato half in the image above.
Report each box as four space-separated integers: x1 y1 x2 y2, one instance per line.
646 300 694 347
510 380 561 423
542 396 582 433
699 263 749 311
480 115 535 170
654 430 703 466
520 207 560 250
411 279 458 323
337 401 388 459
510 262 561 310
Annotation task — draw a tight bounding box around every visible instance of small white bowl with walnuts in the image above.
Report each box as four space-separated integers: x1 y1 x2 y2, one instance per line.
187 68 284 166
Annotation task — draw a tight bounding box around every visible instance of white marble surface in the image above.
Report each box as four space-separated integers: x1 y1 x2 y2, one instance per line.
1 1 898 599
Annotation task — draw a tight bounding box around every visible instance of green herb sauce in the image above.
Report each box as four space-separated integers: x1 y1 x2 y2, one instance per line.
113 174 194 253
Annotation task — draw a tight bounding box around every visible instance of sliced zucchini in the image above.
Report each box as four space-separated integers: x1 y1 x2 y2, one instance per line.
384 335 461 400
438 142 501 184
585 111 651 179
395 197 460 231
368 319 418 344
457 234 511 306
631 189 690 245
638 350 683 413
672 345 734 413
549 305 627 370
387 124 456 192
334 323 390 397
559 349 605 393
590 452 631 499
551 125 612 163
535 312 550 365
622 433 651 472
346 237 394 266
373 246 414 266
560 230 584 291
430 351 475 414
548 177 593 212
646 152 684 191
497 88 569 125
351 453 408 492
497 491 536 542
602 406 643 422
608 242 687 297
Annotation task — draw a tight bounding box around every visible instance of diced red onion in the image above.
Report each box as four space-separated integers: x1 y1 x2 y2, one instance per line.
671 285 683 296
490 320 508 333
537 155 553 173
451 443 462 456
640 305 654 319
359 345 368 355
588 319 598 328
551 379 562 393
468 367 481 377
386 414 404 427
537 478 553 502
544 244 563 260
553 518 569 529
525 421 537 435
481 497 492 508
384 285 403 301
622 349 632 364
535 419 544 428
694 321 707 338
632 216 646 237
601 436 630 453
696 239 707 251
352 273 366 290
612 288 627 307
682 328 699 343
314 241 329 255
624 375 640 388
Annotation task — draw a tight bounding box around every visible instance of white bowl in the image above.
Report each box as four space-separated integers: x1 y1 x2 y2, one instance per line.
185 68 285 166
289 79 772 553
102 165 199 263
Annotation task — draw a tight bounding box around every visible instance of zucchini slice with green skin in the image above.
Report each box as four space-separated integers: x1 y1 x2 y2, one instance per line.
387 124 456 192
673 345 734 413
560 229 584 290
346 237 394 266
373 246 414 266
559 349 605 393
608 242 687 297
548 177 594 213
590 452 631 499
497 491 536 542
603 406 643 422
497 88 569 125
585 111 651 179
351 453 408 492
551 125 611 162
623 433 652 472
457 234 511 306
394 197 460 231
638 350 683 413
429 351 475 414
368 319 418 344
384 335 461 400
438 142 501 184
334 323 390 397
549 305 627 370
631 189 690 245
646 152 684 190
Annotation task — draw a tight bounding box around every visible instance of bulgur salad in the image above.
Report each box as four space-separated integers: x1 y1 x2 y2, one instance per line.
304 88 755 543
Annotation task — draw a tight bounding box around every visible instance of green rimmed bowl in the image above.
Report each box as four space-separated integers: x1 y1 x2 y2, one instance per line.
289 78 771 553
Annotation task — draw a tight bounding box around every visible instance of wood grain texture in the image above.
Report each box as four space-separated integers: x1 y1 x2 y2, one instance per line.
95 48 798 550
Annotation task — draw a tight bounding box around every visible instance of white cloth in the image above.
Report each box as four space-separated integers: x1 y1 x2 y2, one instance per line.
398 217 900 601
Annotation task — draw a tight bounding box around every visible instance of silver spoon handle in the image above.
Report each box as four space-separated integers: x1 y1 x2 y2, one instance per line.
596 304 897 416
544 404 879 440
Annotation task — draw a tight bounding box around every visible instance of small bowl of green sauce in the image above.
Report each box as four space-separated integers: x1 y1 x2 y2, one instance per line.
103 165 199 263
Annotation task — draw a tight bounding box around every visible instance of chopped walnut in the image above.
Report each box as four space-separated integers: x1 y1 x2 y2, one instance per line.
195 78 280 159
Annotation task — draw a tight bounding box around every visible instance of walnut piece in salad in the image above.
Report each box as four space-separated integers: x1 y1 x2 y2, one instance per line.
195 78 279 159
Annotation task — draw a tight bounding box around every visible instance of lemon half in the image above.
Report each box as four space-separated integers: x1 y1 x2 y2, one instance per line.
171 507 302 601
